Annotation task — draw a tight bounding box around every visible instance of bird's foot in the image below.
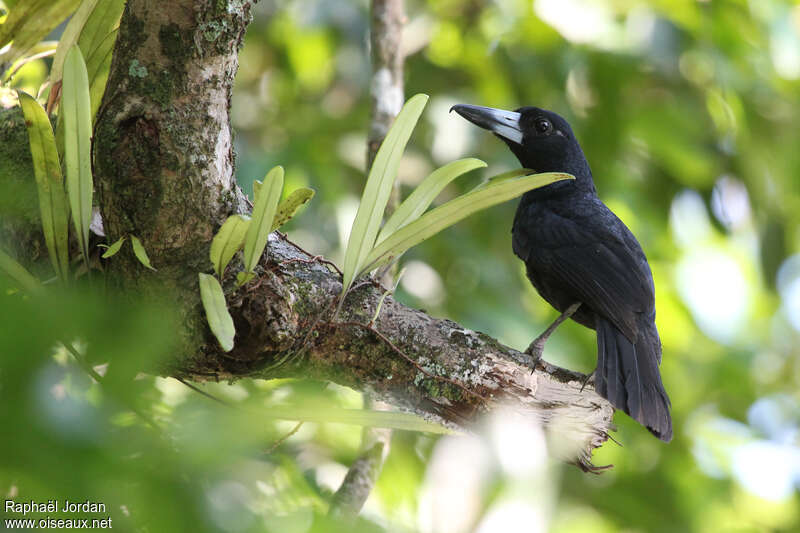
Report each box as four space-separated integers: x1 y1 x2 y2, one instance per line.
524 338 545 373
523 302 582 374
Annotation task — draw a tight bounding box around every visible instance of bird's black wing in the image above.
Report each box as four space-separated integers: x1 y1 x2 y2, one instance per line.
513 198 655 342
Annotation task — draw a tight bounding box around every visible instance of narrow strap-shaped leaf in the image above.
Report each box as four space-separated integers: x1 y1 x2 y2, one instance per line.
76 0 124 60
78 0 124 120
49 0 100 83
210 214 251 277
243 166 283 273
198 273 235 352
62 45 93 267
361 172 574 275
377 158 486 244
130 235 156 270
271 187 315 231
83 29 117 122
0 248 43 294
341 93 429 293
17 90 70 282
100 236 125 258
469 168 534 191
17 90 70 280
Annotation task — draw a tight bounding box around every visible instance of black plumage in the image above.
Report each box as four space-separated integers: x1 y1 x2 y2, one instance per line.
452 104 672 441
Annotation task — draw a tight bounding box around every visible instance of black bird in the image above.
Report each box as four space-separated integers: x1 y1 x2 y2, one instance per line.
452 104 672 441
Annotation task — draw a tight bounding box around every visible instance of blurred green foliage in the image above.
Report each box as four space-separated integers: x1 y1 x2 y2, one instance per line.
3 0 800 531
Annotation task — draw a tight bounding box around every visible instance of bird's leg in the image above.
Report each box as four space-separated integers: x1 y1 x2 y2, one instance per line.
525 302 581 361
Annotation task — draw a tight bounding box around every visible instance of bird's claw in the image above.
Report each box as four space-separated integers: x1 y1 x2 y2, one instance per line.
524 340 545 374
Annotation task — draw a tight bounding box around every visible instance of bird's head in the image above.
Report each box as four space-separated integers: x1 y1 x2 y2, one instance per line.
451 104 594 193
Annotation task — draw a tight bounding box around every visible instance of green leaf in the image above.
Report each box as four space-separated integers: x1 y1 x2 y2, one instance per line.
262 406 453 434
271 187 315 231
235 271 256 287
130 235 156 271
470 168 534 190
78 0 124 120
0 0 82 74
210 214 251 277
377 158 486 244
17 90 70 282
0 248 42 294
43 0 122 84
198 273 235 352
361 172 574 275
243 166 283 273
49 0 100 83
83 29 116 122
62 45 93 267
100 236 125 258
76 0 124 61
341 93 429 294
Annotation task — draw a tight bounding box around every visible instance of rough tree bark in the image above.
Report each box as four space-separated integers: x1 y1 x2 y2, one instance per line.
0 106 44 267
10 0 615 471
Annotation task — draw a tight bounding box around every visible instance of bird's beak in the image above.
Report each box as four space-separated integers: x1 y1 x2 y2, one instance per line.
450 104 523 145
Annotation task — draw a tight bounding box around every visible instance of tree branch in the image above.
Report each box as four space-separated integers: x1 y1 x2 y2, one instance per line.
178 233 615 469
19 0 614 470
366 0 405 171
329 400 392 518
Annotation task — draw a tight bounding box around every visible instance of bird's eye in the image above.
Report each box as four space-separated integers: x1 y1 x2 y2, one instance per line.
535 119 552 133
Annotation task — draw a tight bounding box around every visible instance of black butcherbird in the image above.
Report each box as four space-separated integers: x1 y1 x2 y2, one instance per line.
452 104 672 441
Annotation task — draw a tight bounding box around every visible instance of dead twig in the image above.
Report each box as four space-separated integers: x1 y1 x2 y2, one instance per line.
276 232 342 276
176 377 235 407
61 341 162 432
264 421 305 454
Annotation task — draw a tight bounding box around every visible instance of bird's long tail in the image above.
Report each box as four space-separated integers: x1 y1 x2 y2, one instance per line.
594 317 672 441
